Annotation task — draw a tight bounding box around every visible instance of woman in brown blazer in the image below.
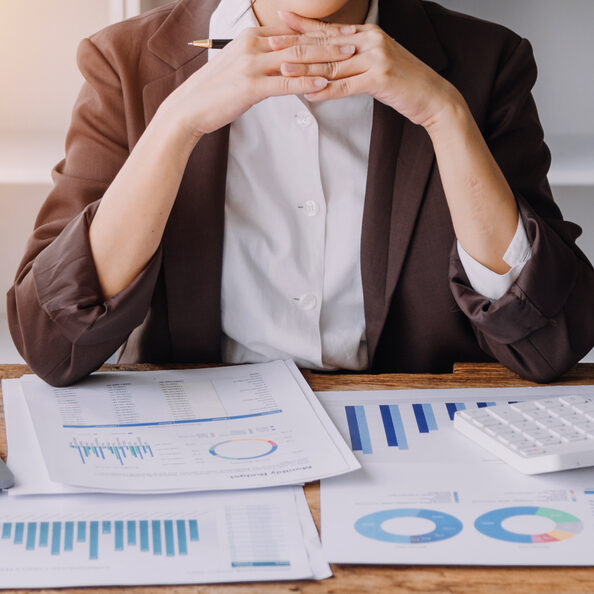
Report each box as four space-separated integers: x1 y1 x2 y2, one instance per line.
7 0 594 386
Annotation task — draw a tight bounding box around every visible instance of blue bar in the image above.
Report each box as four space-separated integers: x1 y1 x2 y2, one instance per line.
74 446 85 463
102 521 111 534
345 406 362 451
189 520 199 542
77 521 86 543
354 406 373 454
51 522 61 555
152 521 162 555
380 405 398 446
127 521 136 545
412 404 429 433
446 402 466 421
585 490 594 495
39 522 49 547
389 405 408 450
176 520 188 555
64 522 74 551
477 402 496 408
1 523 11 539
164 520 175 557
140 521 149 551
63 409 283 429
26 523 37 550
115 521 124 551
14 522 24 544
89 521 99 560
422 403 438 431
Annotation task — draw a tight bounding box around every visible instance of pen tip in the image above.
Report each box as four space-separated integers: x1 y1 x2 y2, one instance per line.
187 42 194 45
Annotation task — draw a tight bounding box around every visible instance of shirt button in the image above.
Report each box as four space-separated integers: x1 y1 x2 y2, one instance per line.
304 200 319 217
297 294 317 311
294 111 313 128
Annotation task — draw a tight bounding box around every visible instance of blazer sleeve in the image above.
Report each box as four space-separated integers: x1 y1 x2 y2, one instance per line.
6 38 162 387
449 37 594 383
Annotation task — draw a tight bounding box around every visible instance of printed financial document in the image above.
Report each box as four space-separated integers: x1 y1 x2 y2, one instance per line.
0 486 330 588
318 386 594 566
16 361 358 492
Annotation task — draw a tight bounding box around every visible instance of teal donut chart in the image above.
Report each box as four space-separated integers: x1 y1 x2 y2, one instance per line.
354 508 463 544
209 438 278 460
475 506 583 544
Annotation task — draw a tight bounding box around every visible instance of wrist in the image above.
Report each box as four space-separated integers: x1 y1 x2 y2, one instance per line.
423 86 472 143
152 101 203 155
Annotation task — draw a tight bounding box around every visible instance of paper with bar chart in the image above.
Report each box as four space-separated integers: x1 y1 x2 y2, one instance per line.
318 386 594 565
0 487 330 588
17 361 358 492
318 385 594 465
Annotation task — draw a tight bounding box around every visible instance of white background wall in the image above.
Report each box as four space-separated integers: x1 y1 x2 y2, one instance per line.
0 0 592 363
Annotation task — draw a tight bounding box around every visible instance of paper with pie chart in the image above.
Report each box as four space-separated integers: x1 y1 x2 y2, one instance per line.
322 462 594 565
18 360 359 492
319 386 594 565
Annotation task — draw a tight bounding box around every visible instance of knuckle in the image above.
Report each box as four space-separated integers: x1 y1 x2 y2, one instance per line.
292 44 308 60
281 76 293 92
328 61 341 79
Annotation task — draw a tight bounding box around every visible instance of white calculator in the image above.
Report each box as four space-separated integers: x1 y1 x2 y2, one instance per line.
453 395 594 474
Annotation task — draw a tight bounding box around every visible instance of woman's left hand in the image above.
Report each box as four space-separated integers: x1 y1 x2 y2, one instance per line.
271 11 462 129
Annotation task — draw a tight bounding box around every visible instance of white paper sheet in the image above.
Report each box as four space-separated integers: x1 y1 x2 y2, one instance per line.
318 386 594 565
322 462 594 565
17 361 359 492
0 486 330 587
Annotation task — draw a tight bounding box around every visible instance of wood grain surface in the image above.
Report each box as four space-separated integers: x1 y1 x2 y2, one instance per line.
1 362 594 594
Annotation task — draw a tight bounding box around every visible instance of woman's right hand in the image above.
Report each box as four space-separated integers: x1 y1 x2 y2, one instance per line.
156 25 357 141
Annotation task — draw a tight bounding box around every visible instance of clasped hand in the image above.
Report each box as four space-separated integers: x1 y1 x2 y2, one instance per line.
165 10 461 141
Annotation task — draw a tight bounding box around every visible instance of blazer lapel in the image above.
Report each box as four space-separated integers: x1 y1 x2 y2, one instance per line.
143 0 229 362
363 0 449 365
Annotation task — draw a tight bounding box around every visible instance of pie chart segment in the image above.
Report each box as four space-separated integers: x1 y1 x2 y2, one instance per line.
354 508 463 544
209 438 278 460
475 506 583 544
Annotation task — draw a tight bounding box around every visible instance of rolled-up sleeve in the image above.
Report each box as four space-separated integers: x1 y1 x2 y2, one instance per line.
449 37 594 382
7 38 162 386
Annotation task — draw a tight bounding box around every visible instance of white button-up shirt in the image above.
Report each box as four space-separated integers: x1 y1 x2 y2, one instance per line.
209 0 531 371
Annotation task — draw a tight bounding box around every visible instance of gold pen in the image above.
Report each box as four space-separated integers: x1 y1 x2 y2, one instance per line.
187 39 233 49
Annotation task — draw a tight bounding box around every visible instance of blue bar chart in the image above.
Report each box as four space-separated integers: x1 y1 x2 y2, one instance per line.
0 518 200 561
69 436 155 466
342 399 519 457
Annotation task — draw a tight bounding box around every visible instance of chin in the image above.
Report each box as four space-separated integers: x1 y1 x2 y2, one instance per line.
278 0 352 19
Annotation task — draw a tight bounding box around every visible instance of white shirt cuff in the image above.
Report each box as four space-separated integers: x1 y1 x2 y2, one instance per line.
456 215 532 302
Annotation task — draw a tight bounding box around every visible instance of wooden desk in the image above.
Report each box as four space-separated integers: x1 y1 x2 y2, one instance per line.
2 362 594 594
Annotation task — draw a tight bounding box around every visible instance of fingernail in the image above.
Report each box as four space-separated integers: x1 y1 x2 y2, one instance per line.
314 78 328 88
340 45 356 55
340 25 356 35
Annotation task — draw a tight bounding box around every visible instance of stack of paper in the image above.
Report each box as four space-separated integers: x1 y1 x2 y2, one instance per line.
0 360 360 586
318 386 594 566
9 360 359 494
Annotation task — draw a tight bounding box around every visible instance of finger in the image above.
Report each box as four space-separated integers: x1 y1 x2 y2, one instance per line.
268 32 360 51
280 55 366 80
277 10 357 36
304 73 368 101
261 42 356 71
264 75 329 97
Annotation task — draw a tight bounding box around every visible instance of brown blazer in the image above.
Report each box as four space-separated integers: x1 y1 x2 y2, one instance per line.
7 0 594 386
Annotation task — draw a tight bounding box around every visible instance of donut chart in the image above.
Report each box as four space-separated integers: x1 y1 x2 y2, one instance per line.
475 506 583 543
354 508 463 544
209 438 278 460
